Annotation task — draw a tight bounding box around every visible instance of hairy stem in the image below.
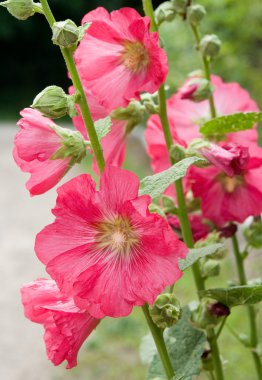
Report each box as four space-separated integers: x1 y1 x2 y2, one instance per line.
190 24 217 118
40 0 105 173
231 235 262 379
142 304 174 379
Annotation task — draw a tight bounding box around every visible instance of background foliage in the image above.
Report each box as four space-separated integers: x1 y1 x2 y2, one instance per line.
0 0 261 118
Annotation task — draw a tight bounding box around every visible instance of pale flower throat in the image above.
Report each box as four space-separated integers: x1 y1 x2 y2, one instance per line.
95 216 139 256
121 41 149 73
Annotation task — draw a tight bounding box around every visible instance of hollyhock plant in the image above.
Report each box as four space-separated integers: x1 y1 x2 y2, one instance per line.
21 278 100 369
145 75 259 176
14 108 87 196
74 7 168 112
35 166 187 318
190 144 262 226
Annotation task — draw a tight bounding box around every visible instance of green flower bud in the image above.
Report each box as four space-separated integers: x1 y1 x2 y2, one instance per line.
50 125 87 164
200 34 221 58
0 0 35 20
155 2 176 25
169 144 186 163
171 0 188 15
149 293 181 329
111 100 145 132
180 77 213 102
200 258 220 278
32 86 77 119
195 231 228 260
188 4 206 26
140 93 159 114
192 299 225 329
244 220 262 249
52 19 79 48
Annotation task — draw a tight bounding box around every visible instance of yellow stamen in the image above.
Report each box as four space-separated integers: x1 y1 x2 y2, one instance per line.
121 41 149 73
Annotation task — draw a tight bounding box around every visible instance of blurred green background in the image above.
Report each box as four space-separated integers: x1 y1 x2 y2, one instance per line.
0 0 261 119
0 1 261 379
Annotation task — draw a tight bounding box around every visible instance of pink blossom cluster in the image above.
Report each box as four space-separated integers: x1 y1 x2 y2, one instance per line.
13 5 262 370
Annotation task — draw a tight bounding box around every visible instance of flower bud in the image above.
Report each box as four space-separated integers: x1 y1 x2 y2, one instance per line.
219 223 238 238
52 19 79 48
195 231 228 260
141 93 159 114
192 299 225 329
169 144 186 163
171 0 188 15
200 34 221 58
50 125 87 164
188 4 206 26
155 2 176 25
208 302 230 318
0 0 34 20
179 77 213 102
32 86 77 119
149 293 181 329
111 100 145 131
200 258 220 278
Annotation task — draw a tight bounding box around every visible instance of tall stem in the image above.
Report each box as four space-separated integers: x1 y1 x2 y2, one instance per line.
40 0 105 173
231 235 262 379
142 1 225 379
142 304 174 379
190 24 217 118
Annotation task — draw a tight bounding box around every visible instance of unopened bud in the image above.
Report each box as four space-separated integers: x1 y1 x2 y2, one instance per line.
188 4 206 26
50 126 87 164
195 231 228 260
171 0 188 15
149 293 181 329
208 302 230 318
52 19 79 48
111 100 145 132
200 34 221 58
179 77 213 102
0 0 35 20
169 144 186 162
201 258 220 278
155 2 176 25
192 299 225 329
32 86 77 119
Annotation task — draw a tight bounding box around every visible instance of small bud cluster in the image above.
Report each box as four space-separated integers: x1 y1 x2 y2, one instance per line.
149 293 182 329
192 299 230 329
0 0 35 20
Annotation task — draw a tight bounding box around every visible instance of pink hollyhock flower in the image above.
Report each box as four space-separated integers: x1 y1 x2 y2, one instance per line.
21 278 99 369
14 108 87 196
145 75 259 176
168 214 211 242
35 166 187 318
201 142 250 177
190 145 262 226
74 7 168 112
70 86 127 170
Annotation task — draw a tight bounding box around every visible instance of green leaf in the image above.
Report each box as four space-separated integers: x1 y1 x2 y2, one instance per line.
139 157 204 199
200 285 262 307
200 112 262 136
148 307 206 380
179 244 224 271
94 116 112 141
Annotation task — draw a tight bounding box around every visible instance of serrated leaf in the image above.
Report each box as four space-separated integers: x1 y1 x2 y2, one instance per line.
139 157 203 199
148 307 206 380
200 285 262 307
200 112 262 136
178 244 223 271
94 116 112 141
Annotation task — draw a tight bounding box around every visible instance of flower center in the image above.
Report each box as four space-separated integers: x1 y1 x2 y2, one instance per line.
121 41 149 73
218 174 244 193
95 216 139 256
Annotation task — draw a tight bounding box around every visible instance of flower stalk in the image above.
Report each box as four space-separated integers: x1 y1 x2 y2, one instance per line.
142 1 225 379
39 0 105 173
231 234 262 379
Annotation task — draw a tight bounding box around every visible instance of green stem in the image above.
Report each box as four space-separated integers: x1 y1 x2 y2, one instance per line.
142 1 225 379
190 24 217 118
231 235 262 379
39 0 105 173
142 304 174 379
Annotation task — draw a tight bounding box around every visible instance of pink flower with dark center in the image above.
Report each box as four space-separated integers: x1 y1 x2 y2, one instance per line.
35 166 187 318
145 75 259 177
21 278 100 369
14 108 86 196
201 142 250 177
190 146 262 226
70 86 127 171
74 7 168 112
